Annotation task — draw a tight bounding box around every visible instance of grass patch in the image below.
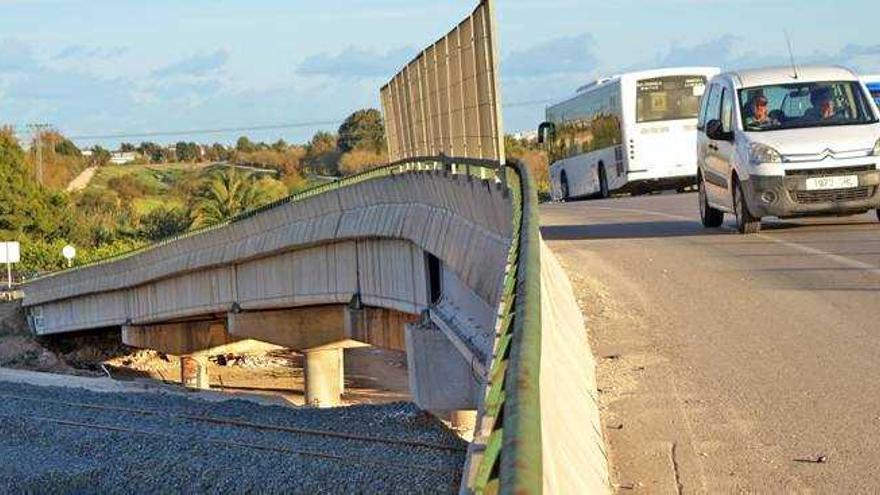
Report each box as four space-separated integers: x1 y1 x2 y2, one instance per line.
83 162 325 217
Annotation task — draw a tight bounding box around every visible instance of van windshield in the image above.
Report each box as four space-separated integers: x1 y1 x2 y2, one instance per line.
739 81 878 132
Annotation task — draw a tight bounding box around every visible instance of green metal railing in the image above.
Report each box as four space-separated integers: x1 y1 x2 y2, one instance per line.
472 159 542 494
28 155 545 494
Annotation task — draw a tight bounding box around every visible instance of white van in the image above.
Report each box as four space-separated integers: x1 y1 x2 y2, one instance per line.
696 65 880 233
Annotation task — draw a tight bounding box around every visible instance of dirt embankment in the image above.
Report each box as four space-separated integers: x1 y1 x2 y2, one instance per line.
0 301 58 371
1 301 129 375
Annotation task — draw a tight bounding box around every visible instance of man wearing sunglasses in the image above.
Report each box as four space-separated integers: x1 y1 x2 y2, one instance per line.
744 94 778 129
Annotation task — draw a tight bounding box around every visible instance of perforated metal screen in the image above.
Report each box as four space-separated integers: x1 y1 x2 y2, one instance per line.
380 0 505 163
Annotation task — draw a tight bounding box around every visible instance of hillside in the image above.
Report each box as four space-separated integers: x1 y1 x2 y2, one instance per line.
80 162 289 216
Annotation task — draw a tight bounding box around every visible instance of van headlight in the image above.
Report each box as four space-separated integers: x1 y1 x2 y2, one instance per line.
749 143 782 165
873 138 880 156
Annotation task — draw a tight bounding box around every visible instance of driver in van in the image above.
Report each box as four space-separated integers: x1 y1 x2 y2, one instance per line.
744 94 778 128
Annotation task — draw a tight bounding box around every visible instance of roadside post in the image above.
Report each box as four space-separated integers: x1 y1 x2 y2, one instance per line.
62 245 76 268
0 242 21 289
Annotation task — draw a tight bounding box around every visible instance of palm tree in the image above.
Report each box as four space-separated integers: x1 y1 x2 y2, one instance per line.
194 167 267 226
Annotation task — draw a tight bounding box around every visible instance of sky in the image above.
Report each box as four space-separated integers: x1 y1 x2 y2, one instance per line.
1 0 878 149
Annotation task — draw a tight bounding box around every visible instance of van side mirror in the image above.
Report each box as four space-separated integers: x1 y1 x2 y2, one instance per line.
705 119 734 142
537 122 555 145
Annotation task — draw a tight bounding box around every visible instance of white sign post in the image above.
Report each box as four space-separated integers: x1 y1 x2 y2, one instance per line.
62 245 76 268
0 242 21 289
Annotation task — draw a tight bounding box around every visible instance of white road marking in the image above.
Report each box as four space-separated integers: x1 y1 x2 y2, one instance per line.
754 234 880 277
579 204 880 276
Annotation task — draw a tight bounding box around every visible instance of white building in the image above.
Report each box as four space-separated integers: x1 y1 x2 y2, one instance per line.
511 130 539 142
110 151 139 165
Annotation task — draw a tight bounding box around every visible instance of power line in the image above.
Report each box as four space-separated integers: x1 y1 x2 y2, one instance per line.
66 119 344 141
502 98 558 109
16 98 562 143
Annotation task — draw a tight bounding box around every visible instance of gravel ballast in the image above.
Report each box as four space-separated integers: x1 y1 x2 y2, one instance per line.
0 380 465 494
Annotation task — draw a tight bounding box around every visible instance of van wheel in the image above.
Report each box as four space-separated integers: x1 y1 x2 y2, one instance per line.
733 178 761 234
699 175 724 228
599 165 610 199
560 173 570 201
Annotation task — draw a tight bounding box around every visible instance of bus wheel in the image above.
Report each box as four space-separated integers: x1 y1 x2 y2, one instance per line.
599 165 610 199
560 173 570 201
699 175 723 228
733 178 761 234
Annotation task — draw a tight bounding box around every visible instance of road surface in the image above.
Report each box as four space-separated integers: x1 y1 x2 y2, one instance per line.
540 192 880 493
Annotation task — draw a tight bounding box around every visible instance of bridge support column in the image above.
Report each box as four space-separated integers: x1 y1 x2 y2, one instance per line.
304 347 344 408
180 355 210 390
450 410 477 438
405 319 481 411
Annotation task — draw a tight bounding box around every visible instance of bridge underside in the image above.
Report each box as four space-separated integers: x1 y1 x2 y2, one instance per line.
29 237 498 413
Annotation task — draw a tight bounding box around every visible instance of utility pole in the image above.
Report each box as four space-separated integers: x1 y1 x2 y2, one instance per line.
27 123 52 186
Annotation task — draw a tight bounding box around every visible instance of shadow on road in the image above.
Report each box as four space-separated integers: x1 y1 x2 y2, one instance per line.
542 217 880 242
540 220 725 241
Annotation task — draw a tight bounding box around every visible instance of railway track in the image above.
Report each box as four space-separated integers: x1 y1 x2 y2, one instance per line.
2 413 459 475
0 392 465 454
0 382 465 492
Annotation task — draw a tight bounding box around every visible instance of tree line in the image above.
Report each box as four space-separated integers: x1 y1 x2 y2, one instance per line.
0 109 390 276
1 107 551 277
86 108 389 175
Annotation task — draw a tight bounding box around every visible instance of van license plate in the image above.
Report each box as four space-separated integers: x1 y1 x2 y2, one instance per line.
805 175 858 191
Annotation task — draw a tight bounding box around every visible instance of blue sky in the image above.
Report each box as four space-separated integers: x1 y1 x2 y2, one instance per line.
1 0 878 148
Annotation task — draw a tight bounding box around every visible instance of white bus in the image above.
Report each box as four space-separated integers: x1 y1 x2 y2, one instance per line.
539 67 720 201
863 75 880 108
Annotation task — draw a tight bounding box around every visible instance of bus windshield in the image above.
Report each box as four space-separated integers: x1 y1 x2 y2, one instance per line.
739 81 878 132
636 75 707 123
867 83 880 107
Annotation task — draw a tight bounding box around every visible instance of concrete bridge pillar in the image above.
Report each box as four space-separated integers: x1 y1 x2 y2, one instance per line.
431 409 478 440
122 320 279 391
450 410 477 439
303 347 344 407
180 354 210 390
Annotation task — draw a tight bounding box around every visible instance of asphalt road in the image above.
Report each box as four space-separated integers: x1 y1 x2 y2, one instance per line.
540 192 880 493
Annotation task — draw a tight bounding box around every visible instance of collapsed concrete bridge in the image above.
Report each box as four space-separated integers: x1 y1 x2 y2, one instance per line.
21 159 607 493
21 0 610 492
24 163 509 413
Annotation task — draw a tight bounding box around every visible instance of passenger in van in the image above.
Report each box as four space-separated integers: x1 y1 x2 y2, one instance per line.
805 87 838 120
744 95 778 128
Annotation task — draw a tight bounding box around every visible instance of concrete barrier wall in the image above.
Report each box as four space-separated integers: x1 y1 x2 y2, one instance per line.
30 239 434 335
235 242 358 311
130 266 235 324
24 172 511 336
538 240 609 494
